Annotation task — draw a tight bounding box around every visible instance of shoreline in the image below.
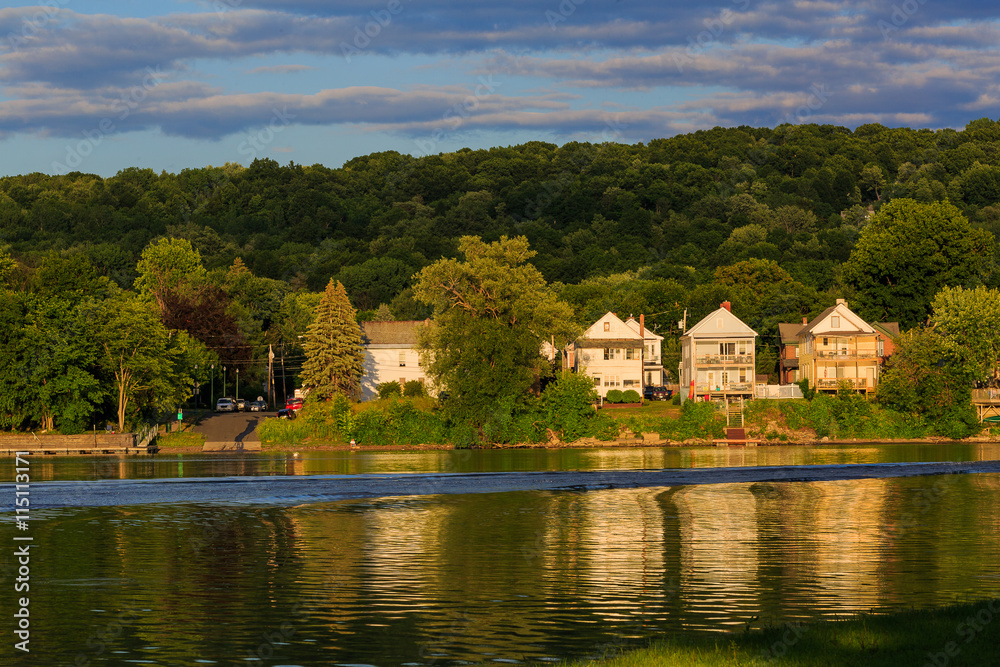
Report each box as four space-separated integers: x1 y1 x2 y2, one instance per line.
150 433 1000 456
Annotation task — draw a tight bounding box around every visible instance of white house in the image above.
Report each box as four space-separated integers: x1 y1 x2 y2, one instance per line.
359 320 431 400
624 315 665 388
569 312 646 398
679 302 757 401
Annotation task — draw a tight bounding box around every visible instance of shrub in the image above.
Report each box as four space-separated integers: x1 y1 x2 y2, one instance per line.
605 389 624 404
378 381 401 399
622 389 641 403
403 380 428 398
796 378 816 401
541 370 599 441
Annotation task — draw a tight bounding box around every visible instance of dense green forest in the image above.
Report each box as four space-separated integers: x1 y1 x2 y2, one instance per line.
1 119 998 433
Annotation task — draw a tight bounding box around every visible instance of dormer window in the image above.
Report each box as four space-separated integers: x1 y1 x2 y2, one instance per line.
603 322 610 332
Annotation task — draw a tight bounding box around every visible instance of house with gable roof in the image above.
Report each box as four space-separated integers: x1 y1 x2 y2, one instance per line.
568 311 646 398
678 301 757 401
794 299 894 393
359 320 431 400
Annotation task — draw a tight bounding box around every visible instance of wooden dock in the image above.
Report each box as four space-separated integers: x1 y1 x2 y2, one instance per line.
0 433 156 456
713 428 760 447
972 389 1000 423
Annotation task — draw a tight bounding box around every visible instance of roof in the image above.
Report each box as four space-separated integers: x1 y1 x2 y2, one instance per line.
575 339 643 349
360 320 426 345
624 316 664 341
873 322 900 337
778 323 805 343
684 306 758 339
799 302 875 337
579 312 643 341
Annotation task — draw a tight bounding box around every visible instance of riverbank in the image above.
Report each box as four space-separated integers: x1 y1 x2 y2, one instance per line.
568 598 1000 667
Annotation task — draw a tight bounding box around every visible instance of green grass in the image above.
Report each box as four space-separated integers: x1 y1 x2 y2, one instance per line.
563 599 1000 666
603 401 682 421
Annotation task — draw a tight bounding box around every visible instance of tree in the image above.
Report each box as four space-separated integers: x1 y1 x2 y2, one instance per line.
413 235 578 427
134 237 207 314
931 286 1000 386
842 199 995 329
88 291 196 431
300 280 365 400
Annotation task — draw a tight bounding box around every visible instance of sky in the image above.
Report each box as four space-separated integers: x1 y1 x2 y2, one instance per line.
0 0 998 177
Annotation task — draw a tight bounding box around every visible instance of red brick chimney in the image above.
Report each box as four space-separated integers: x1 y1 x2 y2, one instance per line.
639 314 645 339
721 301 731 312
802 317 807 324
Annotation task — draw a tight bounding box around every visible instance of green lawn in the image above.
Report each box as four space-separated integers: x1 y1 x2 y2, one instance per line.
602 400 682 421
566 599 1000 666
155 431 205 448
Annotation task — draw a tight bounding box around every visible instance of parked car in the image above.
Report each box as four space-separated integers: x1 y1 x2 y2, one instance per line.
643 386 672 401
215 397 236 412
276 407 296 419
249 400 268 412
235 398 247 412
286 397 304 412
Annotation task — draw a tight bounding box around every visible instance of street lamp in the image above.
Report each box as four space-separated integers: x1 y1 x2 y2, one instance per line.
223 366 227 397
236 367 240 399
194 364 199 408
211 364 215 405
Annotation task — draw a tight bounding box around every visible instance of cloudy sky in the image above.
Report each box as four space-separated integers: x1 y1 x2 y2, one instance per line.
0 0 997 177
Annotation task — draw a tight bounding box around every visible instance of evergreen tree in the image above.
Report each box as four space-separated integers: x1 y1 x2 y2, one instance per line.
300 280 365 400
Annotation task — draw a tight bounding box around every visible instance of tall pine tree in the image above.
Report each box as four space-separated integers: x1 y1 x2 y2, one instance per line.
300 280 365 400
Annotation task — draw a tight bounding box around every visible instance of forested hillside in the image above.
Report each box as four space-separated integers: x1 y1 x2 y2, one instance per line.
1 119 998 432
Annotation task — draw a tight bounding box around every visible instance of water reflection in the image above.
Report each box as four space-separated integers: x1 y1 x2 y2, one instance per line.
8 474 1000 666
7 441 1000 482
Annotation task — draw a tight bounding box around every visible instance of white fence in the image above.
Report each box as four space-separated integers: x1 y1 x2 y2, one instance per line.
755 384 804 400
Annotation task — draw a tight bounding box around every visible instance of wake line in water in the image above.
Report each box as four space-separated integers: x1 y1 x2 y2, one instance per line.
6 460 1000 508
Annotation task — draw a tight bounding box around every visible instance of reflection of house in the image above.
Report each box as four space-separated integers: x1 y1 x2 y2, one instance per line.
569 312 651 398
359 320 430 400
792 299 897 393
678 302 757 401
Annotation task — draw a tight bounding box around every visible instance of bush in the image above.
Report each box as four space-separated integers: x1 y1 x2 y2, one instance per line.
541 370 599 441
622 389 641 403
378 381 401 399
605 389 624 404
402 380 428 398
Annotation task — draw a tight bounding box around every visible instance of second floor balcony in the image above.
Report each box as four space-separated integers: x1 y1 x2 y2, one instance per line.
696 354 754 365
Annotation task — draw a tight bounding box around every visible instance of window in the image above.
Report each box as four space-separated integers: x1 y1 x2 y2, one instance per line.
593 376 602 387
603 322 610 332
399 351 406 367
823 337 828 347
625 348 636 360
739 369 747 382
623 379 638 387
738 341 747 355
604 376 620 387
604 348 611 360
832 316 840 328
878 340 884 356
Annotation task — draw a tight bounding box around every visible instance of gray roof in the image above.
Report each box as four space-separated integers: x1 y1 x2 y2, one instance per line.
360 320 427 345
874 322 900 337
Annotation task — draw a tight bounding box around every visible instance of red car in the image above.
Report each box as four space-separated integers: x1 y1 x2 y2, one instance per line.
285 397 304 412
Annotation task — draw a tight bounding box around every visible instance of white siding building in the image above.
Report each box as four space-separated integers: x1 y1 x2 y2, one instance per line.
570 312 645 398
360 320 431 400
679 302 758 401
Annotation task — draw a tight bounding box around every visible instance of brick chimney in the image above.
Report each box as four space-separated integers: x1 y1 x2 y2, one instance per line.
721 301 731 312
639 314 645 339
802 316 807 324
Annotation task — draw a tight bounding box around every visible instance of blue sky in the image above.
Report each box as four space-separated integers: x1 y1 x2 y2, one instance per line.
0 0 998 177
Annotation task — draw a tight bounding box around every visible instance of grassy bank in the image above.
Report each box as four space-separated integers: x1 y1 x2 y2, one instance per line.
568 599 1000 667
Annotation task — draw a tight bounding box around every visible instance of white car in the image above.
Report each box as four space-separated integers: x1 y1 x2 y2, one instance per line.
215 397 236 412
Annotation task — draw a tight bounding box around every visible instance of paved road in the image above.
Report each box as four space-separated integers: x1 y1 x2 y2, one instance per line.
13 460 1000 508
191 411 270 450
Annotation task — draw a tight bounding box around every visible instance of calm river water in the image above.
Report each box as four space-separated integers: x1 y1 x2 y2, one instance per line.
4 444 1000 665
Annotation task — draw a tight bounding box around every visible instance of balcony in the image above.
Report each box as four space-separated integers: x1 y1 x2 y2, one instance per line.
815 350 876 359
816 378 869 390
696 354 754 365
695 382 754 393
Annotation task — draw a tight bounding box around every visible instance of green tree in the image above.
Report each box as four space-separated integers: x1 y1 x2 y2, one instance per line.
300 280 365 400
88 291 196 431
931 285 1000 386
413 235 578 428
843 199 995 329
134 237 207 314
